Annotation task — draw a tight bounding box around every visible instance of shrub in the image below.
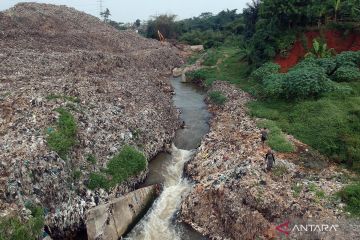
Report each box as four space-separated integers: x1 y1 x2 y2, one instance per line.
208 91 227 105
251 62 280 83
316 57 337 75
47 108 77 159
0 206 44 240
283 66 333 99
335 51 360 67
185 69 208 83
337 182 360 216
263 74 285 98
333 66 360 82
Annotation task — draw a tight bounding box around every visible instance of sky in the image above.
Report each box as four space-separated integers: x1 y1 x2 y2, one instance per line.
0 0 249 22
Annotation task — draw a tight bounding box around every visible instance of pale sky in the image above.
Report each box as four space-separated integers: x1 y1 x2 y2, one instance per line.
0 0 249 22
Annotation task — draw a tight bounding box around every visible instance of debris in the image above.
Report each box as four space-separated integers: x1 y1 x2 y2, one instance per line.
0 3 183 238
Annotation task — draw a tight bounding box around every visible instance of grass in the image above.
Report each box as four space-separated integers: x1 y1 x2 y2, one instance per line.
187 52 203 65
208 91 227 105
203 49 222 66
186 47 254 89
187 46 360 172
0 206 44 240
291 183 303 198
46 108 77 159
257 119 295 152
87 145 147 190
248 90 360 172
337 182 360 217
86 154 97 164
272 164 289 178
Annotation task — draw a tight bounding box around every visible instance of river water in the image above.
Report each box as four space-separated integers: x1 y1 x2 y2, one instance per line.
125 77 210 240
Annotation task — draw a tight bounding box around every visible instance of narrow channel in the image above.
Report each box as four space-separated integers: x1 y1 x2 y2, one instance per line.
125 77 210 240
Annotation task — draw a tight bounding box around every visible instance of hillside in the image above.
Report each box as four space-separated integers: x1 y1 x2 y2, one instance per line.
0 3 182 238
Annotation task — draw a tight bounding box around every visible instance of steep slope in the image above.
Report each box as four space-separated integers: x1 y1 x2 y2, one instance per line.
181 82 360 240
0 3 182 238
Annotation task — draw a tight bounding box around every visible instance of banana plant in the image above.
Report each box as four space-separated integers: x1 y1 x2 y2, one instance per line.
305 39 335 58
334 0 341 22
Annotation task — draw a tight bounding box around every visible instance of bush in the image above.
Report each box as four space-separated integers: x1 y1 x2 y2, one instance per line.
251 62 280 83
263 74 285 98
283 66 333 99
333 66 360 82
87 146 147 190
316 57 337 75
337 182 360 216
47 108 77 159
335 51 360 67
185 69 208 83
208 91 227 105
0 206 44 240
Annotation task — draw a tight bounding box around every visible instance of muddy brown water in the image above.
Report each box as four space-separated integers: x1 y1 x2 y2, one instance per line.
124 77 210 240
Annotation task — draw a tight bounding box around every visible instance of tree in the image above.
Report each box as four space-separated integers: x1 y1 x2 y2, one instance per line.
146 14 180 39
100 8 111 23
135 19 141 28
243 0 260 39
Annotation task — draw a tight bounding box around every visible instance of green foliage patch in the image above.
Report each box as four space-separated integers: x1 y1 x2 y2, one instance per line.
337 182 360 216
0 206 44 240
47 108 77 159
251 62 280 83
87 146 147 190
208 91 227 105
257 119 295 152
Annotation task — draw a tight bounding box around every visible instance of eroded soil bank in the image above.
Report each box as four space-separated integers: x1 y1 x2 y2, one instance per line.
180 81 360 240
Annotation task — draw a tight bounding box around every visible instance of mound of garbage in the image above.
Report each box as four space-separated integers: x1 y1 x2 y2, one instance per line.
180 81 360 240
0 3 182 238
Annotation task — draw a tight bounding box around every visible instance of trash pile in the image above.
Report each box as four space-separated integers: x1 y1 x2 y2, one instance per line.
180 81 359 239
0 3 182 238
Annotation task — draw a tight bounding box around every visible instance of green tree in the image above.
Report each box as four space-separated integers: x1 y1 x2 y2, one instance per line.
100 8 111 23
135 19 141 28
146 14 179 39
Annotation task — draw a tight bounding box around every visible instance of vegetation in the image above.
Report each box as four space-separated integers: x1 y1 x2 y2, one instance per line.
87 145 147 190
0 206 44 240
47 108 77 159
272 164 289 178
337 182 360 216
256 119 295 152
208 91 227 105
86 154 97 164
145 14 180 39
291 183 303 198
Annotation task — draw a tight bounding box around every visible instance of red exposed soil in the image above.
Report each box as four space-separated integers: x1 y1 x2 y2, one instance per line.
275 30 360 72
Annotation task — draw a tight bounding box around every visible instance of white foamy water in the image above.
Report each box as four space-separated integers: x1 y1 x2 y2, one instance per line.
125 145 194 240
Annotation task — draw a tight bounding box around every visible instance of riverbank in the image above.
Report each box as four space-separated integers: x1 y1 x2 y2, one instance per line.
180 81 360 239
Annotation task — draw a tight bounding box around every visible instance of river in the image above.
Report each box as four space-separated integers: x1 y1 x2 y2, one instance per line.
124 77 210 240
